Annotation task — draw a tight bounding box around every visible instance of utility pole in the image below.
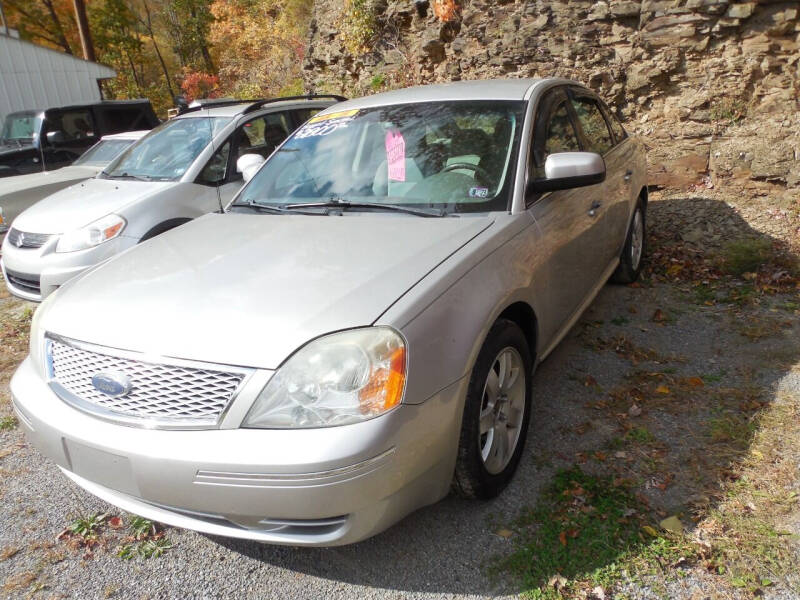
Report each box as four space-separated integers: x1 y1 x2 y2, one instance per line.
72 0 95 61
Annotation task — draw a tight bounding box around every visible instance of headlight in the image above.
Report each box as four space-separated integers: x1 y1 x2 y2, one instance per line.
56 214 126 253
243 327 406 429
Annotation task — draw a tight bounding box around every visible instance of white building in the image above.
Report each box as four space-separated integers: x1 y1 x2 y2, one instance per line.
0 29 116 125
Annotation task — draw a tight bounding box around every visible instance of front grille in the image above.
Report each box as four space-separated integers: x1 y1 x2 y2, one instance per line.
6 228 52 249
46 335 248 428
4 268 41 296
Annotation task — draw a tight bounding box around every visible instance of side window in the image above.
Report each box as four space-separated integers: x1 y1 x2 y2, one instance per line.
531 90 581 179
292 108 323 124
570 97 613 155
45 110 94 141
197 141 231 185
101 108 145 134
601 102 627 144
234 112 291 164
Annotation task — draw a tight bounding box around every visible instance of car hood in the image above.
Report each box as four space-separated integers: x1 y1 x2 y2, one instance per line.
0 166 99 199
12 177 176 234
43 212 494 369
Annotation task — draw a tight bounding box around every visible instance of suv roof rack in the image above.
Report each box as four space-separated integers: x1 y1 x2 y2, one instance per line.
241 94 347 115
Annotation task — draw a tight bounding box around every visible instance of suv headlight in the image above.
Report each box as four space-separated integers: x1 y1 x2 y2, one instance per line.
243 327 406 429
56 214 126 253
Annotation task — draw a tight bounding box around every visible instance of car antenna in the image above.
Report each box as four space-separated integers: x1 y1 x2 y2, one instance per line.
206 109 224 213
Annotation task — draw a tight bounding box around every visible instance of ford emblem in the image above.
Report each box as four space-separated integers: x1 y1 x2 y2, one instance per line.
91 372 132 398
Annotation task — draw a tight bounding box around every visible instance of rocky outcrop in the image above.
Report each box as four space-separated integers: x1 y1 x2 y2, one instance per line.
303 0 800 198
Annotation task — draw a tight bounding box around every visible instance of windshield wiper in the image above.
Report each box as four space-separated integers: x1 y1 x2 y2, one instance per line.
105 172 152 181
284 200 447 218
228 201 320 216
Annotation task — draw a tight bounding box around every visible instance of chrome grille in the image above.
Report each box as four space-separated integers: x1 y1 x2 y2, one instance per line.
46 335 248 428
6 228 52 249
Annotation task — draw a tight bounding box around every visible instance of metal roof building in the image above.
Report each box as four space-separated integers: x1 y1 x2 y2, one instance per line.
0 29 116 126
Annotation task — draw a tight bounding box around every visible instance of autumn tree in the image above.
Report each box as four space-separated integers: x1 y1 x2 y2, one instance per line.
164 0 215 73
209 0 313 98
3 0 78 54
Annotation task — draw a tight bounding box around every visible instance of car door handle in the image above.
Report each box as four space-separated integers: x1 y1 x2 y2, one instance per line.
588 201 601 217
624 170 633 182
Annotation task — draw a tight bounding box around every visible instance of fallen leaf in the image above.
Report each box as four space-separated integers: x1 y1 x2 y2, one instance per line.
548 574 567 590
660 515 684 534
495 528 513 539
593 451 607 462
584 375 598 387
652 309 666 322
641 525 660 537
628 403 642 417
614 451 627 459
558 531 567 546
655 385 671 394
567 528 580 538
108 516 124 529
685 376 704 387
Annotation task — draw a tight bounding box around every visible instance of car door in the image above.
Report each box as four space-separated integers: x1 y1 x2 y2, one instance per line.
598 100 637 258
526 87 611 335
567 90 626 272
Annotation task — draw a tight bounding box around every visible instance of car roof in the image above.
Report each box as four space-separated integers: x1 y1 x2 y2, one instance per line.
177 98 339 119
100 130 150 141
315 78 582 114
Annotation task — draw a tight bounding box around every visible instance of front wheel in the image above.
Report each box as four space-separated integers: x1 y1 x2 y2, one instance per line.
611 200 646 284
453 319 533 499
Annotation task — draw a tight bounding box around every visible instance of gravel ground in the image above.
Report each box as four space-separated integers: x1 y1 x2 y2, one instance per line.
0 194 798 599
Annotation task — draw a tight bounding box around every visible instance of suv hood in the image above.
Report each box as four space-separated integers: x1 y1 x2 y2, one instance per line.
0 165 99 198
12 177 175 234
43 212 494 369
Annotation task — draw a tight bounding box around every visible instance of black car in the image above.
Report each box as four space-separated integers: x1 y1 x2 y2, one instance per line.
0 100 159 178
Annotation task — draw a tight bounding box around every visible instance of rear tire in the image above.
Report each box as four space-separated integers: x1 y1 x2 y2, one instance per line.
453 319 533 499
611 199 646 284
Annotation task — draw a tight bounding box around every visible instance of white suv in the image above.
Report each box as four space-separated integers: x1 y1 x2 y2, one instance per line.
1 95 343 301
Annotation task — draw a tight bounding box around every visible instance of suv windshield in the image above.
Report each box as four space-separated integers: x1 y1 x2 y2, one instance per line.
73 138 137 166
104 116 230 181
237 101 525 214
1 111 42 145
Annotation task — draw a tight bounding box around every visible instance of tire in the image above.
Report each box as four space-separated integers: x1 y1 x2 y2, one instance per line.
611 199 646 284
453 319 533 499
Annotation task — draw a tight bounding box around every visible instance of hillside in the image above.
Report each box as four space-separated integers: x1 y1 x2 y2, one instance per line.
303 0 800 209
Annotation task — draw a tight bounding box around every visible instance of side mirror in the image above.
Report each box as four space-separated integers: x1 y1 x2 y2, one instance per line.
46 130 67 145
236 153 265 183
528 152 606 194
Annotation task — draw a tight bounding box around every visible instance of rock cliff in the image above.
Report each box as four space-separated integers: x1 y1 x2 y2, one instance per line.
303 0 800 201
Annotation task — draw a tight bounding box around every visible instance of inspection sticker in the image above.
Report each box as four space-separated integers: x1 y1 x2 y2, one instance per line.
469 187 489 198
385 130 406 182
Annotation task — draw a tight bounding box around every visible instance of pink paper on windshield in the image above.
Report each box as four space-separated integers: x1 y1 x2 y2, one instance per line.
385 130 406 182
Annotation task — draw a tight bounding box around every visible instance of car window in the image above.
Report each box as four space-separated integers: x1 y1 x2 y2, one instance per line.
101 107 146 134
72 139 136 166
238 101 525 214
234 113 291 162
570 97 613 155
293 108 323 124
531 89 581 179
198 141 231 184
46 110 95 141
104 116 231 181
1 112 41 143
601 103 627 144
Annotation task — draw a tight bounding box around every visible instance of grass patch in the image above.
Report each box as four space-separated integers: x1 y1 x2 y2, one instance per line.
625 426 655 444
0 416 17 431
67 513 106 540
720 238 775 277
495 467 694 598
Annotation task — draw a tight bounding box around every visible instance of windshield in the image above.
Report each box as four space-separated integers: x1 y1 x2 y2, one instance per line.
103 116 230 181
1 111 42 144
237 101 524 214
73 138 137 166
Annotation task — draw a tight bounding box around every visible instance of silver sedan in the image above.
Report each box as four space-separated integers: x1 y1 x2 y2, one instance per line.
10 78 647 546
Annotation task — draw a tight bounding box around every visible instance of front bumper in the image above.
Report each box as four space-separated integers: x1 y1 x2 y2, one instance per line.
1 235 135 301
11 357 467 546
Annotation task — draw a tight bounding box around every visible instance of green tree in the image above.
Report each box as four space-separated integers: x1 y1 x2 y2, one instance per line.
164 0 215 73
